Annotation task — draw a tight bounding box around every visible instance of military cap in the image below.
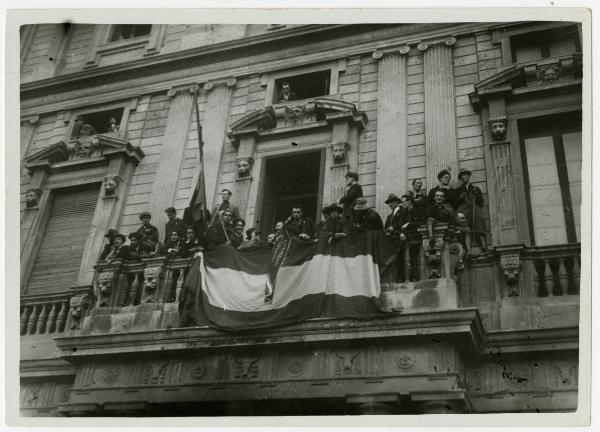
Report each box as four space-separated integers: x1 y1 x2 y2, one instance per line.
128 232 143 240
104 228 119 238
322 203 343 215
345 171 359 181
164 207 176 214
139 211 152 220
437 169 451 180
458 168 472 180
384 193 401 204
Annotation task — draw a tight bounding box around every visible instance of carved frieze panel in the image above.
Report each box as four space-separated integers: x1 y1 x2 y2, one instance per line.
333 351 362 376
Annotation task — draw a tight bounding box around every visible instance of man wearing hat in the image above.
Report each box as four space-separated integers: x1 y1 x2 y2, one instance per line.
337 171 363 222
99 229 119 261
104 233 130 262
164 207 185 243
137 211 159 245
427 169 457 207
352 198 383 234
320 203 350 244
454 168 487 252
383 193 404 239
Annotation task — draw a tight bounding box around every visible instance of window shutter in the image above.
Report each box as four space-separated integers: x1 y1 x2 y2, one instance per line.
28 184 100 294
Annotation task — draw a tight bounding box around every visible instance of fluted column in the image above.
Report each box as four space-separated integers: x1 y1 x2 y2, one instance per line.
420 38 459 190
201 78 236 209
373 48 409 217
147 85 195 237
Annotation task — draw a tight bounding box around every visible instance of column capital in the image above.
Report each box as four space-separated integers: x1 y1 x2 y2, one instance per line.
166 84 197 99
372 46 411 60
418 37 457 51
203 77 237 92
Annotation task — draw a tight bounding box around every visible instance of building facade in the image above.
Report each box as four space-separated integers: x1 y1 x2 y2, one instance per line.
19 22 582 416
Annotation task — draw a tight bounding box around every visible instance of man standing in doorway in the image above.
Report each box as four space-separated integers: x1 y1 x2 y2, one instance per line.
284 204 316 241
212 188 240 220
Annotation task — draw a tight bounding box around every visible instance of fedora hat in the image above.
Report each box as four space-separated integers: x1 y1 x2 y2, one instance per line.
322 203 343 215
353 197 370 211
384 193 401 204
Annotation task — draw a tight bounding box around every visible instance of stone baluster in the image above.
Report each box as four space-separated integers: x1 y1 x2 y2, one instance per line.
128 271 142 306
543 259 554 296
20 306 31 335
55 300 68 333
118 272 130 307
26 304 40 335
557 258 569 296
402 245 413 283
36 304 49 334
45 302 58 334
175 269 186 302
532 261 540 296
573 257 580 294
420 38 459 190
164 268 175 303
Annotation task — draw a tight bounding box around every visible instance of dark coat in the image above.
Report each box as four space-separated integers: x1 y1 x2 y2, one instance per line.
207 220 234 247
320 217 351 240
164 218 186 243
165 239 183 257
427 203 455 224
137 223 159 245
454 183 486 233
99 242 114 260
277 90 298 102
105 244 130 261
183 205 211 246
352 209 384 233
180 239 202 257
384 207 404 231
211 201 239 221
427 186 457 208
399 206 426 238
408 190 428 208
285 217 317 239
339 183 363 218
230 232 245 249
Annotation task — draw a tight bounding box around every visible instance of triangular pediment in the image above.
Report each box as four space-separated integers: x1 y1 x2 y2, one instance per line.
24 141 68 165
473 65 521 93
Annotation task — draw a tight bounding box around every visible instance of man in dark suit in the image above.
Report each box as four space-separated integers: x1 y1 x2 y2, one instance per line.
284 204 317 240
137 211 159 245
163 207 185 243
211 188 240 221
454 168 487 252
338 171 363 222
408 178 428 209
104 234 130 262
127 231 153 260
427 169 457 207
352 198 383 233
207 209 235 247
383 193 404 240
277 81 298 102
99 229 119 261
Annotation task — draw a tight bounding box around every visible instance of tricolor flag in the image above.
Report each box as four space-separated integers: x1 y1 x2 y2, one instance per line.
179 231 398 330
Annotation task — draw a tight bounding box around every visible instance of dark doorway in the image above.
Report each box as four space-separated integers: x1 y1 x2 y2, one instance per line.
259 150 324 235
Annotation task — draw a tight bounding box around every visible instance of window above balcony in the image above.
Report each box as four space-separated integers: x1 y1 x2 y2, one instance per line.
108 24 152 42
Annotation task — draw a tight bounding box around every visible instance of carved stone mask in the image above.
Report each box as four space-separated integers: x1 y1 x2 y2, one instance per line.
489 119 507 141
96 273 113 295
331 142 349 164
103 176 121 196
236 158 253 177
25 190 40 208
144 268 160 292
76 140 94 158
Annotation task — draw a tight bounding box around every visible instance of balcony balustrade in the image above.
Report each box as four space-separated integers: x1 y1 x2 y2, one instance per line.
525 244 580 297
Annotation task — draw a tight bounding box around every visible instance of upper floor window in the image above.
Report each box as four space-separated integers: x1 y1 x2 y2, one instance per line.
511 25 581 63
273 70 331 104
109 24 152 43
520 112 582 246
71 108 124 138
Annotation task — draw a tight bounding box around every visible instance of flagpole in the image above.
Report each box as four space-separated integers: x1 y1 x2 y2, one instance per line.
192 84 208 235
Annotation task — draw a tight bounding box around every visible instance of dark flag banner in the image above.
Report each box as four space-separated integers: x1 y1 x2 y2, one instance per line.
179 231 398 330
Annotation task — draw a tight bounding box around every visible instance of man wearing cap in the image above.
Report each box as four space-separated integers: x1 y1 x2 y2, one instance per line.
99 229 119 261
128 231 152 260
284 204 316 240
164 207 185 243
104 233 130 262
337 171 363 222
454 168 487 252
352 198 383 234
320 203 351 244
383 193 404 239
137 211 159 245
427 169 457 207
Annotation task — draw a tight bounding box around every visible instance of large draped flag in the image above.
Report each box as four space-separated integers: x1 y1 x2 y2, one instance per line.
179 231 398 330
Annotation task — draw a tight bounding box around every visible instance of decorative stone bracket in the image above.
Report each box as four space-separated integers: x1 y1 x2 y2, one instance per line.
418 224 466 280
523 54 582 86
495 244 525 297
69 294 91 330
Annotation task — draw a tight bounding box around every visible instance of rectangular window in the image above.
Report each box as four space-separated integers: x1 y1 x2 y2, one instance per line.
511 25 580 63
109 24 152 42
273 70 331 104
28 184 100 294
520 113 582 246
71 108 124 137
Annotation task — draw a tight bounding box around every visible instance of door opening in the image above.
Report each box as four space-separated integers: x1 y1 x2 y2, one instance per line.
259 150 323 235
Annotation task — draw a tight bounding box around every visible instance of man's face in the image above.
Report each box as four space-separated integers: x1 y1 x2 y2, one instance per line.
167 212 176 221
434 191 445 205
401 197 412 210
292 208 302 220
388 200 399 210
275 221 284 231
440 174 450 185
345 176 353 186
130 237 139 247
413 179 423 191
170 232 180 242
223 212 233 223
141 216 151 225
235 221 245 234
186 229 195 241
329 210 340 220
457 213 467 226
222 191 231 201
282 83 290 93
114 237 124 247
461 174 471 185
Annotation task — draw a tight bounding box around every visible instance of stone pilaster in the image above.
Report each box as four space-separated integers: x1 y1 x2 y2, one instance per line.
147 85 196 239
373 48 409 217
420 38 459 190
201 78 236 209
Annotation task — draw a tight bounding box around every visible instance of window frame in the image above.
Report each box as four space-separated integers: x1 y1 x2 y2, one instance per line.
519 113 582 245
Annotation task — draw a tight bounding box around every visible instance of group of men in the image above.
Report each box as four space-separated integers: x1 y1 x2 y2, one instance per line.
99 167 486 264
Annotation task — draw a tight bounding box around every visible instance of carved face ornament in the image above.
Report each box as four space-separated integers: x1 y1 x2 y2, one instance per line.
103 176 121 196
76 140 94 158
236 158 252 176
25 190 40 208
331 142 349 164
490 121 507 140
